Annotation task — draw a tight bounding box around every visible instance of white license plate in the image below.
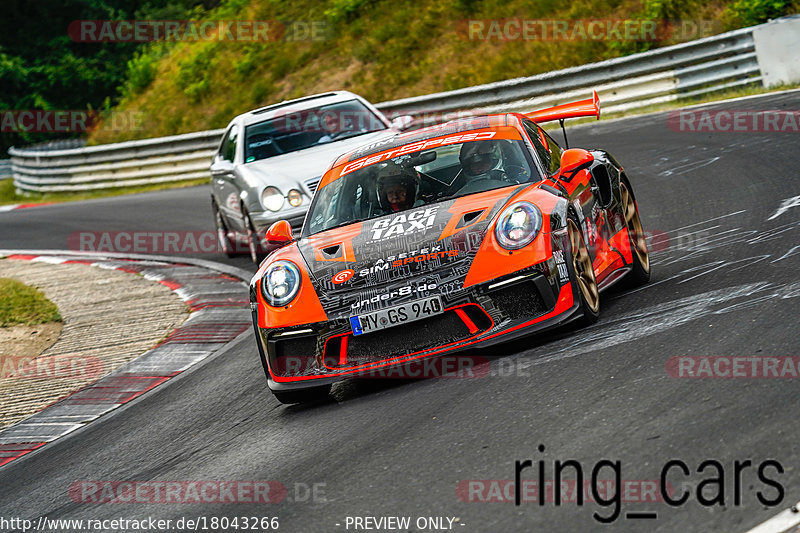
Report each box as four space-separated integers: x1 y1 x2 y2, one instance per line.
350 296 443 336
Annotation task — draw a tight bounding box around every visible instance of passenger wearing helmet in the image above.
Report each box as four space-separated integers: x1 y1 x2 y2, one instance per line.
376 161 421 213
459 140 508 182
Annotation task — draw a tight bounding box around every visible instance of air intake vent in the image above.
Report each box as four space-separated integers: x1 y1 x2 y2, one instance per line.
456 209 485 229
305 177 321 194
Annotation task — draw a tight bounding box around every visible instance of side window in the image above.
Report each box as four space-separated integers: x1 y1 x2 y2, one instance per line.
540 127 563 174
523 120 562 176
219 124 239 162
523 121 551 174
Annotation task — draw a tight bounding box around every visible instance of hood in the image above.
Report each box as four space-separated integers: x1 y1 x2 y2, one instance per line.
242 130 394 187
296 186 525 314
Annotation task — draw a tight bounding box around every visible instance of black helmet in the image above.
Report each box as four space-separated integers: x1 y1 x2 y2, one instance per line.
376 161 418 210
459 141 502 176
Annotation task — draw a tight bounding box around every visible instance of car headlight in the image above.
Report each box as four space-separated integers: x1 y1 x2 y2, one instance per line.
495 202 542 250
261 187 284 212
287 189 303 207
260 261 301 306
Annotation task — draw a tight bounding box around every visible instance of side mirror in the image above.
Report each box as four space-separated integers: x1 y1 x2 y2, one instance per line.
210 156 234 174
559 149 594 176
265 220 293 247
391 115 414 130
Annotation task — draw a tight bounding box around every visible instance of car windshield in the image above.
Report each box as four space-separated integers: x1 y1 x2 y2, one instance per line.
243 100 388 163
305 137 539 235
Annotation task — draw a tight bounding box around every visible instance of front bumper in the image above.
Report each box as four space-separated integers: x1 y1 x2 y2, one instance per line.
254 260 584 392
250 206 307 237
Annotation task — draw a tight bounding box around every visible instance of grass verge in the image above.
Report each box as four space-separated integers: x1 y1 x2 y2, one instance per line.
0 277 62 327
0 178 208 207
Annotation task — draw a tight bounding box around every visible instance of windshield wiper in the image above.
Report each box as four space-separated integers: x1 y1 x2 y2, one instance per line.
323 129 381 143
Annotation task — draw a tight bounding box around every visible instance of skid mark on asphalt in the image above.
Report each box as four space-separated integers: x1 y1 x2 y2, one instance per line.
624 209 800 299
516 280 800 369
768 195 800 221
657 156 720 177
515 206 800 369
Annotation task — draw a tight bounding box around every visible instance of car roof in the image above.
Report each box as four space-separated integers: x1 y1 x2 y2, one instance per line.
237 91 371 127
330 114 518 168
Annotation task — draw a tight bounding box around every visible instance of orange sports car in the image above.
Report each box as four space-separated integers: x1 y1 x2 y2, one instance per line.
249 93 650 403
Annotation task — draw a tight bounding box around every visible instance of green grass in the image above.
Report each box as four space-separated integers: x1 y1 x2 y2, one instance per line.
87 0 800 145
0 177 209 207
0 277 62 327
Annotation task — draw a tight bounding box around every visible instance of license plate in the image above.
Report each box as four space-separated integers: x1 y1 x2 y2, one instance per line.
350 296 443 336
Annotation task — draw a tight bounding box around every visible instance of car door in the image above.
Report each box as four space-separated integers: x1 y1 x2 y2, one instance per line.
210 123 244 231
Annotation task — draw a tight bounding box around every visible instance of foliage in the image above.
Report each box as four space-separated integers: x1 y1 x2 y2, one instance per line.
0 277 62 327
3 0 798 151
722 0 799 27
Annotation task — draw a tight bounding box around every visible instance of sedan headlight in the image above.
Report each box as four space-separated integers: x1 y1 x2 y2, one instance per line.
261 187 284 212
287 189 303 207
495 202 542 250
260 261 301 306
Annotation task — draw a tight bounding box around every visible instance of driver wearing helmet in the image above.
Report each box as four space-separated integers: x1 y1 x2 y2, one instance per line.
376 161 422 213
459 140 507 181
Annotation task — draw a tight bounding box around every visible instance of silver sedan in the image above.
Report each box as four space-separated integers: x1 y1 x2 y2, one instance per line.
210 91 409 262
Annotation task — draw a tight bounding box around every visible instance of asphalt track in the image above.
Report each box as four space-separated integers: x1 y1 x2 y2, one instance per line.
1 91 799 532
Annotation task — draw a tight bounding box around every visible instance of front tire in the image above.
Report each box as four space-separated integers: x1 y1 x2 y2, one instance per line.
212 198 236 258
272 385 332 405
567 217 600 326
242 206 265 264
619 181 650 287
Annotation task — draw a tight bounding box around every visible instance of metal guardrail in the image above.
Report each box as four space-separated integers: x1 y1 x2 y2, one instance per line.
9 129 223 193
5 20 785 193
0 160 11 181
375 26 760 118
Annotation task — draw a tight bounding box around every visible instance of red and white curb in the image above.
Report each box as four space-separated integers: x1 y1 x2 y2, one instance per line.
0 203 55 213
0 252 252 468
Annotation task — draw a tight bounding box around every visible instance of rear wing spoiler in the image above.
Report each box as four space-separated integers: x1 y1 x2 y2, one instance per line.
524 90 600 123
523 91 600 148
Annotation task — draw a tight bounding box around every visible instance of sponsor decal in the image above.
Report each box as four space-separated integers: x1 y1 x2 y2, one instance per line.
332 269 355 284
350 282 438 310
341 131 498 176
552 250 569 283
370 206 440 241
225 192 240 212
392 249 460 267
352 246 460 277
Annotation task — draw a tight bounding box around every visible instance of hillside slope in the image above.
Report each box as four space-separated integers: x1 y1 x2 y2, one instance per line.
88 0 798 144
